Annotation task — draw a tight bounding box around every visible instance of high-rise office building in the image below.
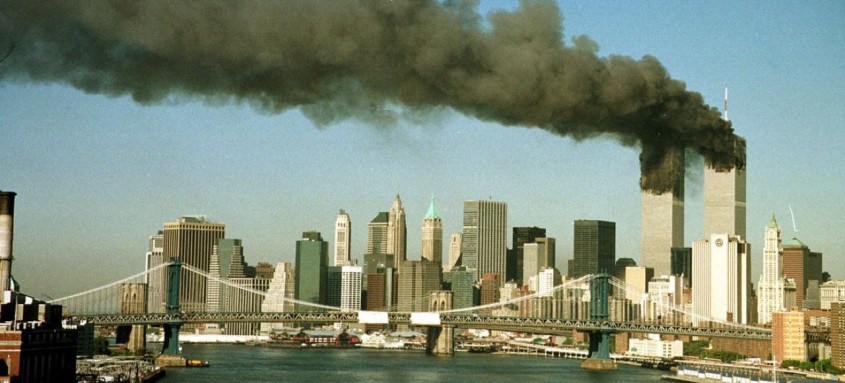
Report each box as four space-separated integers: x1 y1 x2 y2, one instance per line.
225 277 270 335
757 215 785 324
703 138 747 240
366 212 389 255
692 234 751 325
572 220 616 278
461 200 507 282
670 247 692 289
206 238 246 312
772 311 806 363
522 238 556 285
366 266 396 311
327 265 362 311
421 196 443 264
445 233 462 272
443 266 475 309
387 195 407 267
162 215 225 313
479 273 501 312
295 231 329 304
260 262 295 334
145 231 165 313
397 260 441 312
781 238 823 310
334 210 352 266
640 147 684 277
624 266 654 302
511 227 546 285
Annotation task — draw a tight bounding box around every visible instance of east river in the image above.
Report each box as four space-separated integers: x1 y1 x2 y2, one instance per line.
160 344 668 382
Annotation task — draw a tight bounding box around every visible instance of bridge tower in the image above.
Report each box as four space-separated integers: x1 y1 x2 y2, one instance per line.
426 291 454 355
156 259 187 367
580 274 617 370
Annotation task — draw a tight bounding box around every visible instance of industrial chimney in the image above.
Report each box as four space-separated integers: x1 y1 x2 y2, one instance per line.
0 191 16 292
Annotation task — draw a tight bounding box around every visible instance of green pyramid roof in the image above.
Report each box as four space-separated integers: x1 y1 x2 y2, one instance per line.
783 237 808 248
767 214 778 229
425 195 439 219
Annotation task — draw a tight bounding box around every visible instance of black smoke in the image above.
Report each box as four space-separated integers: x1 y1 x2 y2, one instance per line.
0 0 743 193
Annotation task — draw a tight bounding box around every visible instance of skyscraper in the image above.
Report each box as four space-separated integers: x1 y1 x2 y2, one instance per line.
640 147 684 277
397 260 441 312
757 215 784 324
703 138 747 240
295 231 329 304
445 233 462 272
334 209 352 266
366 212 389 255
386 195 407 267
260 262 295 334
461 200 507 282
162 215 225 313
421 196 443 264
511 227 546 285
572 220 616 278
327 265 362 311
145 231 164 313
692 234 751 325
206 238 246 312
225 277 270 335
782 238 823 309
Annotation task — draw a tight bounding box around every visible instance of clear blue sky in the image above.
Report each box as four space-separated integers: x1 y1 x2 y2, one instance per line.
1 1 843 299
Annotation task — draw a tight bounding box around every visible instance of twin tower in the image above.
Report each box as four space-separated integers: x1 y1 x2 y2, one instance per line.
640 143 747 277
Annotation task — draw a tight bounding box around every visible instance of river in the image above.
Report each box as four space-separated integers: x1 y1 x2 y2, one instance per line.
160 344 668 382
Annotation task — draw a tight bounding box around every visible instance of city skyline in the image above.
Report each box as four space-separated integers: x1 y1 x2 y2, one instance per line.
1 1 843 299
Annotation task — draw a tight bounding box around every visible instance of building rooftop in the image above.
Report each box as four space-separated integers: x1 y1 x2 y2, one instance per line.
767 214 778 229
425 195 439 219
821 280 845 288
783 237 808 249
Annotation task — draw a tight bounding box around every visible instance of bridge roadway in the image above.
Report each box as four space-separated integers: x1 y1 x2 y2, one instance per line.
72 311 772 340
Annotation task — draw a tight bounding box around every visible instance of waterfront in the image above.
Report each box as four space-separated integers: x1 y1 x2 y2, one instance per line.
160 344 666 382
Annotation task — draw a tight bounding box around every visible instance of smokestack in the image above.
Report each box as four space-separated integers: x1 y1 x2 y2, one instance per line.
0 191 16 292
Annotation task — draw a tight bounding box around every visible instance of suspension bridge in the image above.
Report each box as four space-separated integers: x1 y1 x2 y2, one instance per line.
49 260 771 368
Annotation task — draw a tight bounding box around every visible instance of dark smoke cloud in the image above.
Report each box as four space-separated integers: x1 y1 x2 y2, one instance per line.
0 0 743 193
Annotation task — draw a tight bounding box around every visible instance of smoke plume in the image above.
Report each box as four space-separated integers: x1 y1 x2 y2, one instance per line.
0 0 743 193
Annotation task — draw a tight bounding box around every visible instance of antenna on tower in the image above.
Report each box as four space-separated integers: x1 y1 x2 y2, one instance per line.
723 87 729 121
788 205 799 232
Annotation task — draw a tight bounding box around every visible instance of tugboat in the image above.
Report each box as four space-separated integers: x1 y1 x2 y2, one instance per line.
185 359 209 367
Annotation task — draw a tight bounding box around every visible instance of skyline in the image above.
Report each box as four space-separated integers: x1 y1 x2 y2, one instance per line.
1 1 843 299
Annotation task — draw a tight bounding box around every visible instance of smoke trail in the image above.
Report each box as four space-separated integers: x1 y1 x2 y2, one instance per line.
0 0 742 193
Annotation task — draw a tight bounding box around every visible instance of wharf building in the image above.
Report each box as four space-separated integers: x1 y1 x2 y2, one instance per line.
421 196 443 264
334 210 352 266
511 227 546 286
162 216 225 313
295 231 329 305
640 147 685 277
781 238 823 309
570 220 615 278
461 200 507 282
757 215 785 324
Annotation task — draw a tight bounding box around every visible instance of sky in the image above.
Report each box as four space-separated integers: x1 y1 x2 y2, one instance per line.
1 1 843 300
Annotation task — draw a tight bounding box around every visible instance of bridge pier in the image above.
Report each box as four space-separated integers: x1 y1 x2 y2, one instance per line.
156 259 186 367
580 274 617 371
425 325 454 355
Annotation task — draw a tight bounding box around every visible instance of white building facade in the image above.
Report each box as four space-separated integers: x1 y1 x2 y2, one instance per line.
692 233 751 325
757 215 784 324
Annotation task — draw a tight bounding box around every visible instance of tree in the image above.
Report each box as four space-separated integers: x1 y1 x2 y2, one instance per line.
822 271 831 283
93 336 111 356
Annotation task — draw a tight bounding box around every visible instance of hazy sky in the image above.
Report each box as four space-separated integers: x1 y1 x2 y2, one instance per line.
1 1 843 299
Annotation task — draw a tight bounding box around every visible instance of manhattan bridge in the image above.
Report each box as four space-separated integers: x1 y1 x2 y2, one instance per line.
50 260 771 367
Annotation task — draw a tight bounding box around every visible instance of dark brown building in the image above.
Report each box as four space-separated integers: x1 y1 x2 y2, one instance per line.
781 238 822 309
479 273 501 314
